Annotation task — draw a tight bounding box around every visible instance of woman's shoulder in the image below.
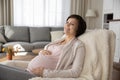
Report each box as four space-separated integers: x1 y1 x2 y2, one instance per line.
74 38 84 47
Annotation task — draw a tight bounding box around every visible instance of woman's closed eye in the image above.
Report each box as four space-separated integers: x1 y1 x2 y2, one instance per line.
66 21 75 26
70 23 74 26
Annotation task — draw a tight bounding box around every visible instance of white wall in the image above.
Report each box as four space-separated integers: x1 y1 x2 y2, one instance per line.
113 0 120 19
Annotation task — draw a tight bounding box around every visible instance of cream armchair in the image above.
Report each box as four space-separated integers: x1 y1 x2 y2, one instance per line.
29 29 116 80
0 29 115 80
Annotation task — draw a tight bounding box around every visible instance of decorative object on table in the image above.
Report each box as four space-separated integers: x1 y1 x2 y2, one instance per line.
2 46 19 60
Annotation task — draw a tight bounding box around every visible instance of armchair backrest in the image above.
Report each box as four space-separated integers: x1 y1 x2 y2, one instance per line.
78 29 116 80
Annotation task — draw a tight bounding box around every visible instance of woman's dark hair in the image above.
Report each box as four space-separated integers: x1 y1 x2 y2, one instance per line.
67 14 86 37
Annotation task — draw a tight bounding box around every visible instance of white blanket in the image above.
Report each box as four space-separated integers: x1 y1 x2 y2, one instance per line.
29 29 115 80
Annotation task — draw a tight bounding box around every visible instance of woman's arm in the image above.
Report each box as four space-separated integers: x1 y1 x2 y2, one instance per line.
43 45 85 78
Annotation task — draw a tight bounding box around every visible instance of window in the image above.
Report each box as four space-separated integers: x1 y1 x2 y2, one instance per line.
13 0 71 27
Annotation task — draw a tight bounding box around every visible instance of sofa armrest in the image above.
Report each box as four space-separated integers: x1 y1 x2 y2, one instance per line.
0 43 3 52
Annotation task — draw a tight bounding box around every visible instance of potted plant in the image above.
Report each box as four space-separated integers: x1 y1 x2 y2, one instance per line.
2 46 15 60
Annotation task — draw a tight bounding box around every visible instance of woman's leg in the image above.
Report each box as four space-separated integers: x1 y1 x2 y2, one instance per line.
0 64 36 80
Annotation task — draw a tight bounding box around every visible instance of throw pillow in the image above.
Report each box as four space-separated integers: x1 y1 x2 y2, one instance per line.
0 33 7 43
50 31 64 42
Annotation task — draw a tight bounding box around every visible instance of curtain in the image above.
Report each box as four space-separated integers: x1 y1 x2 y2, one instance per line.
0 0 13 25
13 0 71 27
70 0 86 19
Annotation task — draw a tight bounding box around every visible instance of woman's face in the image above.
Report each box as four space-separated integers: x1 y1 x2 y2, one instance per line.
64 18 78 37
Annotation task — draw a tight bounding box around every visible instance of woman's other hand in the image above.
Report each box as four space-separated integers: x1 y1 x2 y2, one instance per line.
31 67 44 77
40 50 52 55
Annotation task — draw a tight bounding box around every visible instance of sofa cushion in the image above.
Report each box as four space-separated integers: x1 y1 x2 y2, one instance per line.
3 42 33 52
31 42 50 49
3 41 49 52
51 27 63 31
0 43 3 52
30 27 50 42
4 26 29 42
50 31 64 42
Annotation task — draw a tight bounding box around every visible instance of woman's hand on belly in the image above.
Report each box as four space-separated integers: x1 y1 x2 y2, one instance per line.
40 50 52 55
31 67 44 77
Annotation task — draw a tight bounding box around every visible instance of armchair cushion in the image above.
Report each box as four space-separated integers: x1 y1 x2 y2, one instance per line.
78 29 115 80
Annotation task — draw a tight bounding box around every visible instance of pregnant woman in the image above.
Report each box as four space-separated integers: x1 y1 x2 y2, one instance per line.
26 14 86 78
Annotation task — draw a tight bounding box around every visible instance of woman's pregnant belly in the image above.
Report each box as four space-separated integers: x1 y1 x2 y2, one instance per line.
27 53 58 73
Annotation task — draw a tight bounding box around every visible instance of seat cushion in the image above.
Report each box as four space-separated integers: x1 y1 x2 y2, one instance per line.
3 42 33 52
3 41 49 52
4 26 29 42
29 27 51 42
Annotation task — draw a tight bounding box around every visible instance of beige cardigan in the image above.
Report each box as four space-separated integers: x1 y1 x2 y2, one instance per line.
43 38 85 78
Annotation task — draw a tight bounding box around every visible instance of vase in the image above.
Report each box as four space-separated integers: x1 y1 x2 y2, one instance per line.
6 53 12 60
